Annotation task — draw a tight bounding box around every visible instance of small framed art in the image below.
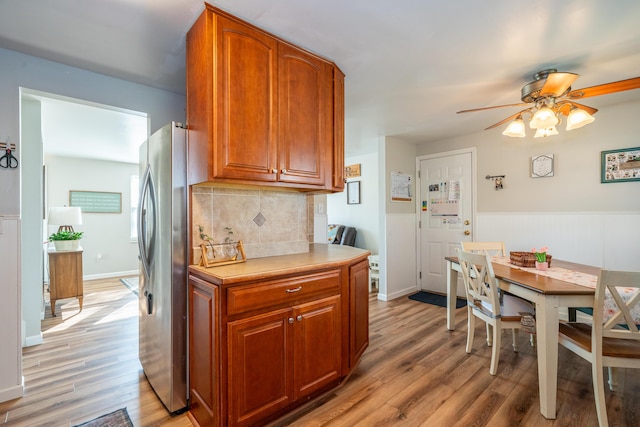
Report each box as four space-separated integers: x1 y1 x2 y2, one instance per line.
601 147 640 183
347 181 361 204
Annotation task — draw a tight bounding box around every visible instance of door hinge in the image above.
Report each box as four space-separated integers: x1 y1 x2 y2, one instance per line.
419 220 421 228
418 170 421 178
419 272 422 279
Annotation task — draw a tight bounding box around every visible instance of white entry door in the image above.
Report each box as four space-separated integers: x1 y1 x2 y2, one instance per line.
417 149 475 294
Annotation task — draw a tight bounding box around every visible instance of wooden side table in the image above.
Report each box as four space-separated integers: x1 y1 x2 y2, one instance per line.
48 248 83 316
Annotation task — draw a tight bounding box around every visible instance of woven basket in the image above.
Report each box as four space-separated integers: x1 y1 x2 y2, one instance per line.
509 251 552 268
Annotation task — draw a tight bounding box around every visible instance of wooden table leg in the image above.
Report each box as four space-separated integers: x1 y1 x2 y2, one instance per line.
446 260 458 331
51 299 57 317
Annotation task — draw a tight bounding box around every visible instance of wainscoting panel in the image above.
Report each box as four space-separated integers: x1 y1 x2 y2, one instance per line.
0 216 23 402
476 212 639 270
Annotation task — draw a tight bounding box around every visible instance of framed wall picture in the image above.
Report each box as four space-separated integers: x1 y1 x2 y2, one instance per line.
69 190 122 213
347 181 361 204
345 164 361 178
601 147 640 183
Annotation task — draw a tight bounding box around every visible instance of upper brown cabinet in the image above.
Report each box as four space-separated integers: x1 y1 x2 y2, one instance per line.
187 4 344 191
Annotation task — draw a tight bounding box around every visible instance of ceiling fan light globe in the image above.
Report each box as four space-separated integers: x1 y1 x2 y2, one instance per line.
533 126 558 138
530 106 559 129
566 107 595 131
502 118 526 137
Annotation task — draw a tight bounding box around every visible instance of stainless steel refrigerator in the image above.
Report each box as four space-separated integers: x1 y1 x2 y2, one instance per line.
137 122 188 413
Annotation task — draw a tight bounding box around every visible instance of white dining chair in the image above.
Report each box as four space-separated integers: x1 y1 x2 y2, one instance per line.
460 241 536 346
558 269 640 427
456 248 533 375
461 241 506 257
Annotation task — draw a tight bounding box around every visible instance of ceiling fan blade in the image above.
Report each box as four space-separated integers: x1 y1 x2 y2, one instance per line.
457 103 530 114
540 72 579 97
556 101 598 116
566 76 640 99
485 109 530 130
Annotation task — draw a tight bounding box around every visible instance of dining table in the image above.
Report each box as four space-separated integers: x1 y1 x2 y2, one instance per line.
445 255 600 420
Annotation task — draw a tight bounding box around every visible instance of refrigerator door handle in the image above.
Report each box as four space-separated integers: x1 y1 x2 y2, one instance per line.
138 164 157 285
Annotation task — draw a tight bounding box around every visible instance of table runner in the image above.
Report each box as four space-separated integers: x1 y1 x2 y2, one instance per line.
490 256 640 324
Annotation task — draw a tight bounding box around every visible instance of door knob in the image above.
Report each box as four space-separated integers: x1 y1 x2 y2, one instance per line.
464 220 470 225
464 230 471 236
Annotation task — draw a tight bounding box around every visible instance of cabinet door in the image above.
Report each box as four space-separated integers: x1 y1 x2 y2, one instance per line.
349 259 370 367
293 295 341 399
215 15 278 182
188 276 219 427
278 42 331 186
228 308 293 427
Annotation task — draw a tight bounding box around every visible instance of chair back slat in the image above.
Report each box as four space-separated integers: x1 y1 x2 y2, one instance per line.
457 248 500 316
461 241 506 257
596 270 640 340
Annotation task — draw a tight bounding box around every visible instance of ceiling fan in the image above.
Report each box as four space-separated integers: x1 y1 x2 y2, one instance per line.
457 69 640 138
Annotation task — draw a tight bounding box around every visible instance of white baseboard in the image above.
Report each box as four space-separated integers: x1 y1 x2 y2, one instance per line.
378 286 418 302
24 332 43 348
0 383 23 403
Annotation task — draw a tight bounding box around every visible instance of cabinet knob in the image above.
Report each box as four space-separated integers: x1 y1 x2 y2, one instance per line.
281 168 287 174
271 168 277 174
464 230 471 236
296 315 302 322
288 317 294 324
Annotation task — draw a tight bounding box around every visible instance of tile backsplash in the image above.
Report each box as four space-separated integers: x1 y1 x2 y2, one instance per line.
191 185 312 263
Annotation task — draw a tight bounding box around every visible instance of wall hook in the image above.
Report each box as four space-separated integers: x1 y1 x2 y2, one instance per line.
485 174 505 190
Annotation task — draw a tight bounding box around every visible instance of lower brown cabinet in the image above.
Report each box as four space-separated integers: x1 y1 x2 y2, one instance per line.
228 296 341 426
188 253 369 427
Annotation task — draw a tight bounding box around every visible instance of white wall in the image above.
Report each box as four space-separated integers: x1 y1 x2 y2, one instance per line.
326 152 379 253
45 155 139 279
21 99 44 348
379 137 417 301
0 47 185 402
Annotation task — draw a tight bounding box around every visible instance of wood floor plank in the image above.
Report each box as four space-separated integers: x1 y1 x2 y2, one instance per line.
2 282 639 426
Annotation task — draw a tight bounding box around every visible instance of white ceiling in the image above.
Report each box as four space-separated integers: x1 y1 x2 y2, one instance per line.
3 0 640 163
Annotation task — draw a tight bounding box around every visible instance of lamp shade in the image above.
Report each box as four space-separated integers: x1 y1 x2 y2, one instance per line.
48 207 82 226
502 116 526 137
530 106 559 129
566 107 595 131
534 126 559 138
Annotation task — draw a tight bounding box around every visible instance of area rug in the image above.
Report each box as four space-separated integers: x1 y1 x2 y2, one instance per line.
408 291 467 308
119 276 139 296
73 408 133 427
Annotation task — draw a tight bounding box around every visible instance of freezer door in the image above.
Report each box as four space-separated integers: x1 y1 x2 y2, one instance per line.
138 123 188 413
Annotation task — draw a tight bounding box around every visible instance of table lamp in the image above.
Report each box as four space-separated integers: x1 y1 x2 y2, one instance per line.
48 206 82 233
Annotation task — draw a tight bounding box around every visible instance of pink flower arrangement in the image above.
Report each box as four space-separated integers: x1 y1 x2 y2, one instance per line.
531 246 549 263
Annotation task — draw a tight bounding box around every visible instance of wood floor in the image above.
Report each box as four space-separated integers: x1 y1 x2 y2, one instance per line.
2 279 639 426
0 278 192 427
